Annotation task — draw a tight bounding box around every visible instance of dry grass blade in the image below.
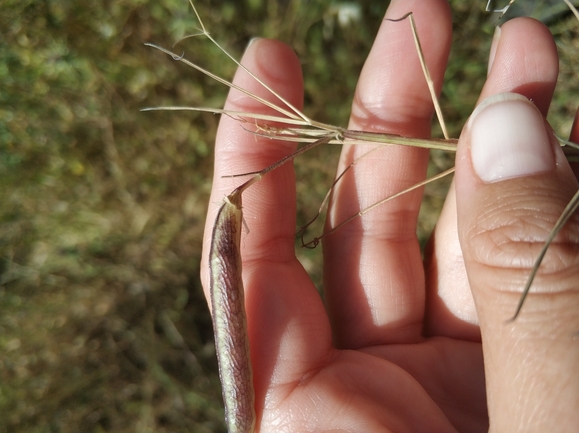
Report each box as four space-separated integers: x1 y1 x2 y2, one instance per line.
141 38 459 153
510 188 579 320
142 43 310 125
563 0 579 20
387 13 449 140
301 167 456 248
486 0 516 15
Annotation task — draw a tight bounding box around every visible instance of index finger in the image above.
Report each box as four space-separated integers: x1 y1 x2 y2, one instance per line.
200 38 335 416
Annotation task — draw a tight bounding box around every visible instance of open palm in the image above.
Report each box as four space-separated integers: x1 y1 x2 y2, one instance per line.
201 0 577 431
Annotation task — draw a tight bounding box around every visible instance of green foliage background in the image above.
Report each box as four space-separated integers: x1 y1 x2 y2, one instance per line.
1 0 577 431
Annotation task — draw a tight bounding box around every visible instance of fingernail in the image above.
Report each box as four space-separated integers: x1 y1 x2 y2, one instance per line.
468 93 555 183
487 25 501 75
246 37 262 50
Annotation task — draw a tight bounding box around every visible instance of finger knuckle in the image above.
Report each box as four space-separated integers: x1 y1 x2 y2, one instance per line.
466 187 579 295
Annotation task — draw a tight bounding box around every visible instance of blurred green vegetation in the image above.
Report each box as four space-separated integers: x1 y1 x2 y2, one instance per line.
0 0 577 431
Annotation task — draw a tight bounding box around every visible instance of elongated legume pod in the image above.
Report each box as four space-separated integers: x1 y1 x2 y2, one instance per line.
209 187 256 433
207 137 332 432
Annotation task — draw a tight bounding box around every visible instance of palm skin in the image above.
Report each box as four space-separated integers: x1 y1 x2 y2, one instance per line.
201 0 579 432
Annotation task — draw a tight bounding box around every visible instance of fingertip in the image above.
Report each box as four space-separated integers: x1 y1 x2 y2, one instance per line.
216 37 304 185
480 17 558 114
468 93 555 183
203 37 305 279
226 38 303 115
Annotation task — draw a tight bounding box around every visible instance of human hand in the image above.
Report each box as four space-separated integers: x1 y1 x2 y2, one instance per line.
201 0 579 431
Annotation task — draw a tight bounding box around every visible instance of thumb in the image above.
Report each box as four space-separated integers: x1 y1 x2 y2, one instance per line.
456 92 579 432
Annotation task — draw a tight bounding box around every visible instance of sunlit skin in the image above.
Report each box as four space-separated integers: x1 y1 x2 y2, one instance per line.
201 0 579 431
